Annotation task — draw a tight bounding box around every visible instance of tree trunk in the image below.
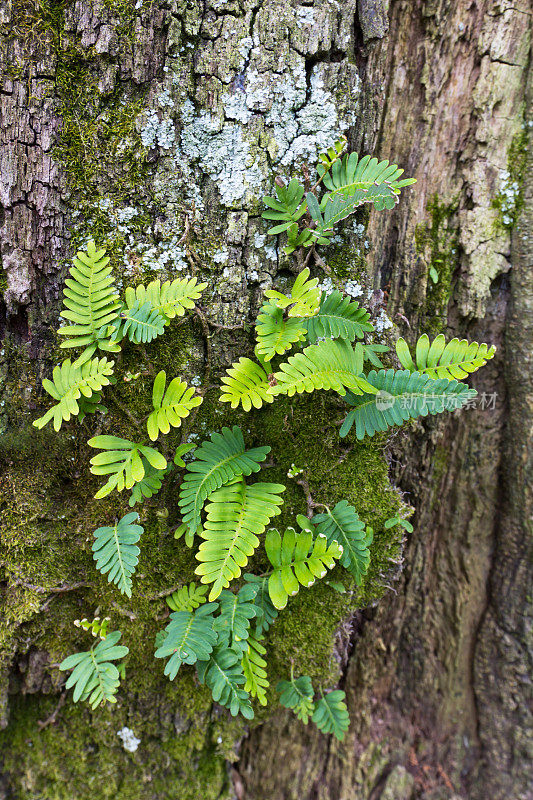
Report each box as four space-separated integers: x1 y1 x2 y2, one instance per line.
0 1 530 799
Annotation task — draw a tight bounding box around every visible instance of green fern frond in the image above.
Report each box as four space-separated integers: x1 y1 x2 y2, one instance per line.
396 334 496 380
59 630 129 709
312 501 373 584
213 585 258 653
339 369 477 439
265 527 342 610
33 357 114 431
277 674 315 723
92 512 143 597
261 178 307 235
255 302 308 361
88 435 167 499
125 277 206 322
265 268 320 318
305 291 374 343
244 575 279 634
242 631 269 705
219 357 274 411
271 339 377 398
196 644 254 719
58 241 121 362
155 602 218 680
178 426 271 537
128 462 171 506
112 300 166 344
147 371 202 441
318 152 416 210
195 478 285 600
312 690 350 740
166 583 208 612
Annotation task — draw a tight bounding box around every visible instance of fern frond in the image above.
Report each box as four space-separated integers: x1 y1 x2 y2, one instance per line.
277 674 315 723
312 689 350 740
242 631 269 705
265 527 342 610
261 178 307 235
312 501 373 584
112 300 166 344
166 583 209 612
59 630 129 709
271 339 377 398
178 426 271 537
58 241 121 362
147 371 202 441
33 357 114 431
195 478 285 600
128 462 171 506
339 369 477 439
213 585 258 653
92 512 143 597
396 334 496 380
305 291 374 343
154 603 218 680
88 435 167 499
196 644 254 719
265 268 320 318
219 357 274 411
318 152 416 210
125 277 206 322
244 575 279 634
255 302 308 361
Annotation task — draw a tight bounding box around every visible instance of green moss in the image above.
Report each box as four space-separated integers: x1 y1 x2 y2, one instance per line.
491 127 527 231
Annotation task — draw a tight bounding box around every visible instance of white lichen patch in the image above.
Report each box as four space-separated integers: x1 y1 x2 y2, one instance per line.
117 727 141 753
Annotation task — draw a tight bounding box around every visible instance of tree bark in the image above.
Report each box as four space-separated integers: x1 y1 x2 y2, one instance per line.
0 1 531 799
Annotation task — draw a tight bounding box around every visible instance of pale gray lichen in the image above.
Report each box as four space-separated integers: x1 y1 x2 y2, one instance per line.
117 727 141 753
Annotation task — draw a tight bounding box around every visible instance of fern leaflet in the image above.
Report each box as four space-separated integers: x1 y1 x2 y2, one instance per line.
265 268 320 318
147 371 203 441
128 462 171 506
242 631 269 705
112 300 166 344
58 241 121 362
195 478 285 600
277 674 315 723
312 690 350 740
318 151 416 210
125 277 206 322
305 291 374 343
271 339 377 398
155 603 218 680
396 334 496 380
255 302 308 361
261 178 307 234
219 357 274 411
339 369 478 439
197 644 254 719
244 575 279 634
178 426 270 537
59 630 129 709
312 501 373 584
265 527 342 609
166 583 209 612
213 585 258 653
88 435 167 499
92 512 143 597
33 357 114 431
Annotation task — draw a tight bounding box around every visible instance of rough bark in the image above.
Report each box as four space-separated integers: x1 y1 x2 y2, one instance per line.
0 1 531 799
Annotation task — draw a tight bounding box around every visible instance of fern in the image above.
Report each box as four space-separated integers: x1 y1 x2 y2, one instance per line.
396 334 496 380
112 300 166 344
255 302 308 362
128 462 171 506
277 674 315 723
265 268 320 318
265 527 342 610
244 575 279 634
178 426 271 537
196 644 254 719
58 241 121 363
166 582 208 612
213 585 258 653
242 631 269 705
219 357 274 411
312 690 350 740
125 277 206 322
318 152 416 210
339 369 478 439
154 602 218 680
195 478 285 600
33 357 114 431
59 630 129 709
305 291 374 343
271 339 377 399
88 435 167 499
261 178 307 236
147 371 203 441
312 501 373 584
92 512 143 597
